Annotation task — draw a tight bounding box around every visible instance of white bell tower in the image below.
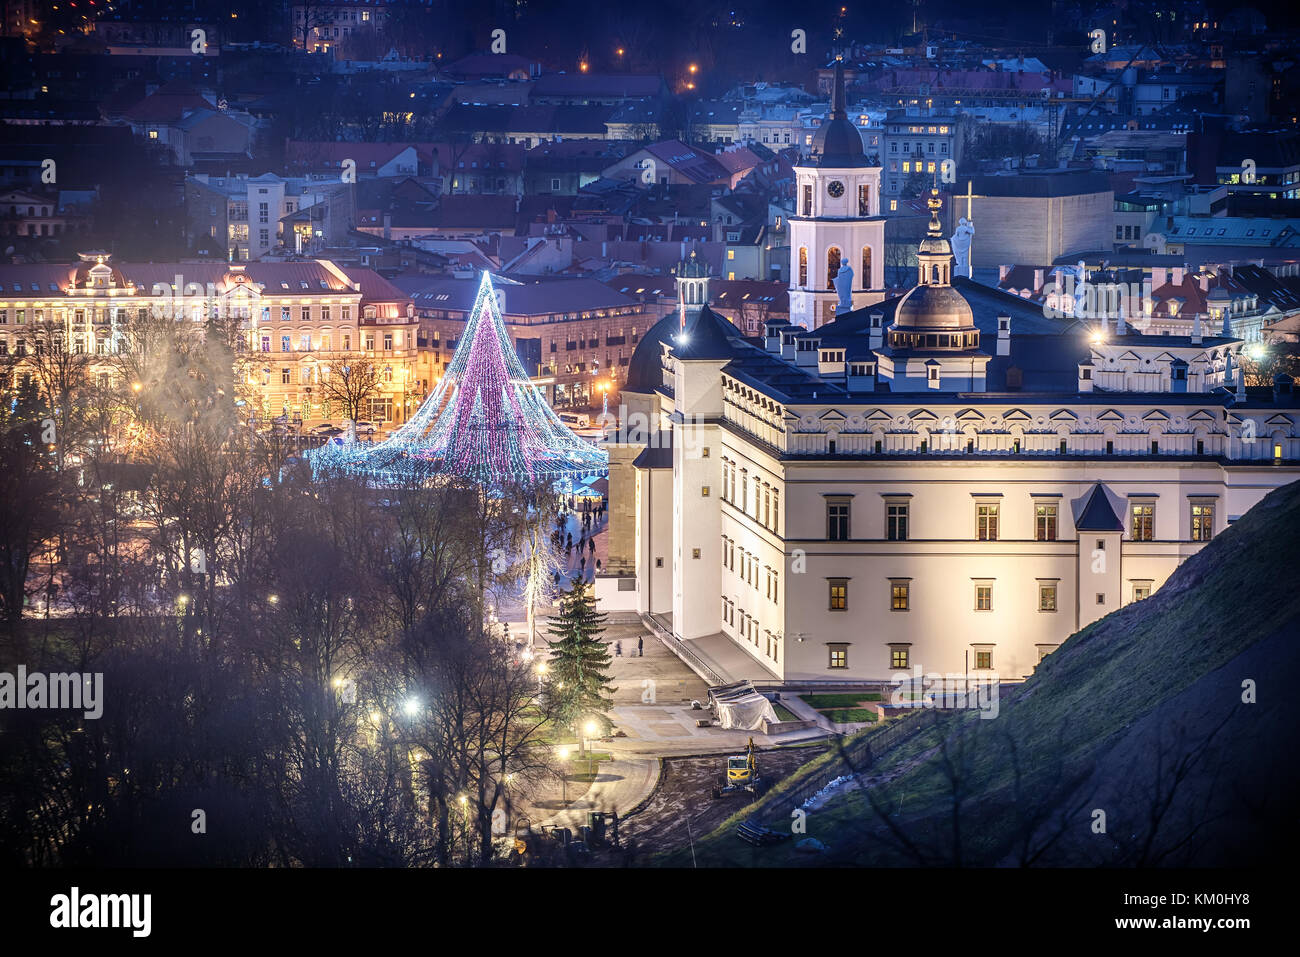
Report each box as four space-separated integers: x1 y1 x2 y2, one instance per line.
789 59 885 329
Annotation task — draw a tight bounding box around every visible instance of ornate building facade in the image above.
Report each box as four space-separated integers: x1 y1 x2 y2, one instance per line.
610 197 1300 684
0 254 422 428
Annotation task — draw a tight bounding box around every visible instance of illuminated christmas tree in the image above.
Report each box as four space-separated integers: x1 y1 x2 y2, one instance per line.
309 272 607 485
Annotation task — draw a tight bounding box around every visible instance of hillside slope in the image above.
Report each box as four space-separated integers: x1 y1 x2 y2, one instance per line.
686 478 1300 867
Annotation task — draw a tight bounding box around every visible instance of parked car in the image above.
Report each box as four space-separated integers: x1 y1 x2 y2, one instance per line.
309 423 342 436
352 421 379 436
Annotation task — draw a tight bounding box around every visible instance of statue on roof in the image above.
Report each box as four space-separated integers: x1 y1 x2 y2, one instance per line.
833 262 854 314
951 217 974 278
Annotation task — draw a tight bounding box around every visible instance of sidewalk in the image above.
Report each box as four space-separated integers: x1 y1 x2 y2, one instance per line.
540 756 660 829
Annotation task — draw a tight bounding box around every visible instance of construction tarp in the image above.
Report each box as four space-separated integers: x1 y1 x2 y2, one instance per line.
708 681 778 731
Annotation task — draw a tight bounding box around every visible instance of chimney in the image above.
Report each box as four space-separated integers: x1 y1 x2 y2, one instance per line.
1078 359 1095 393
1191 313 1203 344
1172 265 1185 285
763 322 783 354
999 264 1012 281
868 311 884 350
1151 266 1167 288
996 313 1011 355
383 212 391 240
1033 267 1045 291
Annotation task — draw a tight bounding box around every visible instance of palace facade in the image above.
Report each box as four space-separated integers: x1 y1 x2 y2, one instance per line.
606 195 1300 684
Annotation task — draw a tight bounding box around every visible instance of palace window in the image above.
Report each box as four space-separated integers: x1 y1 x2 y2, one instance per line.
1131 503 1154 541
975 583 993 611
890 579 910 611
890 646 910 670
828 579 848 611
1132 581 1152 602
1190 501 1215 541
886 501 909 541
827 501 850 540
828 644 848 669
974 650 993 670
1035 503 1058 541
1038 582 1058 612
976 503 999 541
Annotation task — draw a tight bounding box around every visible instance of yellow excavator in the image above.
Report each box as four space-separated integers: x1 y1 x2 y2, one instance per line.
712 737 766 799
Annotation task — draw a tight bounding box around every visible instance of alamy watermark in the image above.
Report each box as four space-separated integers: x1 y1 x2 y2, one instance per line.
0 666 103 719
890 666 1000 719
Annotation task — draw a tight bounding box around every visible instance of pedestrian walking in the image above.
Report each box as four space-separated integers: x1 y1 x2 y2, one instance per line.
588 538 595 555
580 556 586 573
614 640 622 657
637 636 644 657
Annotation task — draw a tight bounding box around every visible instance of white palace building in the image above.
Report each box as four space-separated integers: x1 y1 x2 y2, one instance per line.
604 78 1300 684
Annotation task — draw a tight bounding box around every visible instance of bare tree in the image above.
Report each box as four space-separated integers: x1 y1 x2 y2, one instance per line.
318 356 384 425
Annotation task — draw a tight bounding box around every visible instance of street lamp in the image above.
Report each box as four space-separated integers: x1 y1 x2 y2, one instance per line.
583 719 599 775
402 696 421 718
556 746 571 803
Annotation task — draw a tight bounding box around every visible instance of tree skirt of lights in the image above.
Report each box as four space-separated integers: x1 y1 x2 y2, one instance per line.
309 272 608 486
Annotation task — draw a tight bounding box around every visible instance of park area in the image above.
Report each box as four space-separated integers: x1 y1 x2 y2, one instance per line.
799 692 883 725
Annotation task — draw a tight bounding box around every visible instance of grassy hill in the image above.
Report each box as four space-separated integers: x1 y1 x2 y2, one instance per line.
671 479 1300 867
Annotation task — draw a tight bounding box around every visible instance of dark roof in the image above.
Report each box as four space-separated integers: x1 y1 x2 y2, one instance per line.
1074 484 1126 532
624 312 679 393
673 304 745 360
809 61 871 169
631 431 674 469
969 170 1112 198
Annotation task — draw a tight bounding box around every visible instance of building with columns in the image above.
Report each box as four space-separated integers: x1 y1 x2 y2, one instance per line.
607 196 1300 685
788 61 886 330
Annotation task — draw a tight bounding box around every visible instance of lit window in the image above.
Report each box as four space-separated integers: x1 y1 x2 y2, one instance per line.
976 503 999 541
828 579 848 611
1190 502 1214 541
1038 582 1057 612
1131 503 1154 541
1035 503 1058 541
890 579 910 611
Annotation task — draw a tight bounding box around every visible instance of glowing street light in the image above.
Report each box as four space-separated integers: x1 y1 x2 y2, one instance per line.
556 746 571 802
402 696 421 718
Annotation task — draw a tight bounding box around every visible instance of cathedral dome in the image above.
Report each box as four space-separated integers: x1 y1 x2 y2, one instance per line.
887 189 980 349
894 284 975 331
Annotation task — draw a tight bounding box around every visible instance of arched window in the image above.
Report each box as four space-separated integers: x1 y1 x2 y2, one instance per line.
931 263 940 283
826 246 842 288
798 247 808 287
861 247 872 290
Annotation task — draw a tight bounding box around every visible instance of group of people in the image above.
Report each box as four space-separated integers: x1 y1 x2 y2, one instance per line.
550 495 609 583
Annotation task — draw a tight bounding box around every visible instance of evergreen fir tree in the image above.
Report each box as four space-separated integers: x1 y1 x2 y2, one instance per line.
545 577 615 735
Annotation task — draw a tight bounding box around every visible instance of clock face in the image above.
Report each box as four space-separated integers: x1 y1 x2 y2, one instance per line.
827 180 845 198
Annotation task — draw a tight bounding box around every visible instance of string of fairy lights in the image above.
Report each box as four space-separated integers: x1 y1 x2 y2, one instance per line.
308 272 608 486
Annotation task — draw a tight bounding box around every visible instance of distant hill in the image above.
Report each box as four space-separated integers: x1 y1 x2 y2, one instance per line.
684 479 1300 867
